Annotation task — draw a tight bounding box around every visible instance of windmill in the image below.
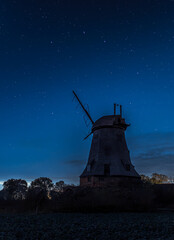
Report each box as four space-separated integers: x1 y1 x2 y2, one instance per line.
73 91 140 187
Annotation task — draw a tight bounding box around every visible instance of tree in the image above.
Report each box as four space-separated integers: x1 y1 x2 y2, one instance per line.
140 174 151 184
55 181 66 192
27 177 54 213
150 173 168 184
140 173 169 184
3 179 28 200
30 177 53 191
27 177 53 200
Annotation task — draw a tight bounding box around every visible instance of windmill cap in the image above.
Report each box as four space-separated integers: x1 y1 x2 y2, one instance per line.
92 115 130 131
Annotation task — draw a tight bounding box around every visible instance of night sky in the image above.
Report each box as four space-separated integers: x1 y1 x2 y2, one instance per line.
1 0 174 185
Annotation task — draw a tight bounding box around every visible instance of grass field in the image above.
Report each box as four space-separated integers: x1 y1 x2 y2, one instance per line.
0 213 174 239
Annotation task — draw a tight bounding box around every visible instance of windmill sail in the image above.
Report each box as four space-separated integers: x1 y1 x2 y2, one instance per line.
72 91 94 125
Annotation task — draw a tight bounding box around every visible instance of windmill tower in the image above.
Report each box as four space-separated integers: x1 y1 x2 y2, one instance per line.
73 91 140 187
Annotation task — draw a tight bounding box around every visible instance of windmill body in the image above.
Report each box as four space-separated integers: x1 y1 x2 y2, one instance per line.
73 91 140 187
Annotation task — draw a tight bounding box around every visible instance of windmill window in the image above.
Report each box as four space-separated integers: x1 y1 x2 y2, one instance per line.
104 164 110 176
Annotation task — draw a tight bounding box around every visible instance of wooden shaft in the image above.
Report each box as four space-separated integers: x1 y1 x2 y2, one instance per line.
73 90 94 124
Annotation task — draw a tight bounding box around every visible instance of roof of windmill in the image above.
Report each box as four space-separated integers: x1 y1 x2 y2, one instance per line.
92 115 130 131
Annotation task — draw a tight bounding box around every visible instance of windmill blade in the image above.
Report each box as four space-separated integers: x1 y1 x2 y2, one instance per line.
84 132 93 140
72 90 94 125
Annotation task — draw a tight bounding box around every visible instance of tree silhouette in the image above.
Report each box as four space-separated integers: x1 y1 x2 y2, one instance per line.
151 173 168 184
140 174 151 184
141 173 169 184
27 177 53 201
30 177 53 191
55 181 66 192
27 177 54 213
3 179 28 200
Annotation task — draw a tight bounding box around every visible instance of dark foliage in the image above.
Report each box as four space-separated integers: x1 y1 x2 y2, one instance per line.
0 175 174 213
30 177 53 191
3 179 27 200
55 181 66 192
141 173 169 184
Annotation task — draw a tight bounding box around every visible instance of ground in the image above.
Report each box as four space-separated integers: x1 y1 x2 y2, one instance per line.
0 213 174 240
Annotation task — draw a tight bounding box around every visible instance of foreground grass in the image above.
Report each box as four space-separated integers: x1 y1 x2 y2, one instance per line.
0 213 174 239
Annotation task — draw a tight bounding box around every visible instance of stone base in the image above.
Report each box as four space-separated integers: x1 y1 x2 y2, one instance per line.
80 176 141 187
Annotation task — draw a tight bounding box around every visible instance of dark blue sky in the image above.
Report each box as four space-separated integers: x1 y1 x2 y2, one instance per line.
1 0 174 184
